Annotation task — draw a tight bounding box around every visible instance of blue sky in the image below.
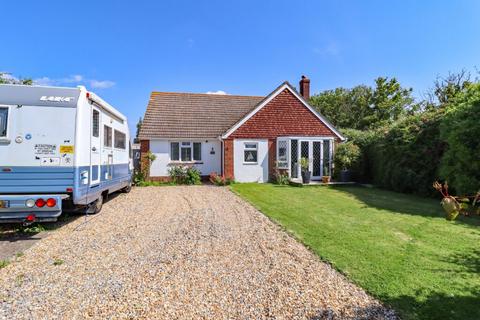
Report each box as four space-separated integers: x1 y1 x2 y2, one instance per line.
1 0 479 136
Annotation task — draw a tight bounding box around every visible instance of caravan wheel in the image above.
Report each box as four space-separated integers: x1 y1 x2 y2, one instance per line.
122 181 132 193
87 195 104 215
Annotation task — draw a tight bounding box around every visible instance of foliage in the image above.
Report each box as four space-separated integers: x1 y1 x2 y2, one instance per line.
134 117 142 143
425 69 473 107
0 260 9 269
309 77 416 130
272 163 290 185
168 165 201 185
209 172 233 186
439 83 480 195
333 141 360 171
300 157 310 171
232 183 480 320
134 151 157 185
0 72 33 85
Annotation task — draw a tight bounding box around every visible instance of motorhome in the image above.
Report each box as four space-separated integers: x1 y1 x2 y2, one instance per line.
0 84 133 223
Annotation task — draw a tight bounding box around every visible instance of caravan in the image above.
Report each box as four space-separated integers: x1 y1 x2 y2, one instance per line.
0 84 133 223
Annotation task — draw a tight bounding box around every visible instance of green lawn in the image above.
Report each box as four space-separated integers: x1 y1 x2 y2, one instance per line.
231 183 480 320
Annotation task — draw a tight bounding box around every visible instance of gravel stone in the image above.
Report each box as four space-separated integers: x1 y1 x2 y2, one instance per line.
0 186 396 319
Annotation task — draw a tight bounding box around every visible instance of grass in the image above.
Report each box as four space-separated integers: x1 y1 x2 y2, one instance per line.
231 183 480 320
0 260 9 269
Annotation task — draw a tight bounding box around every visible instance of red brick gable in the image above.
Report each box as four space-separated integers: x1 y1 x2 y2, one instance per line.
228 89 337 139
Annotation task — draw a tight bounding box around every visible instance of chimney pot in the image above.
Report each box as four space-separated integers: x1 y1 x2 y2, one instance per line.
299 75 310 100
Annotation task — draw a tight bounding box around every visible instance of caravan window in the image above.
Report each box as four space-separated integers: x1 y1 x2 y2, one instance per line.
92 110 100 137
104 125 112 147
114 130 126 149
0 107 8 137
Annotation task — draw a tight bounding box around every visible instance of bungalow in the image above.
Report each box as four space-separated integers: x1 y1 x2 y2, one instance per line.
138 76 345 183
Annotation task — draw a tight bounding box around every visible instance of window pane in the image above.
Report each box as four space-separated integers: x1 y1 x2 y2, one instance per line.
244 150 257 163
323 140 331 176
170 142 179 160
181 147 192 161
103 125 112 147
193 142 201 161
0 108 7 137
114 130 126 149
92 110 99 137
245 143 257 149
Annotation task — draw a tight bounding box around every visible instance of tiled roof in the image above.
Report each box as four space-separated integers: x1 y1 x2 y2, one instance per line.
138 92 264 139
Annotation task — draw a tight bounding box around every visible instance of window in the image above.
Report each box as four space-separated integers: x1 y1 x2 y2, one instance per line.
244 142 258 163
193 142 202 161
170 142 202 162
0 107 8 137
92 110 99 137
171 142 180 161
277 139 288 169
114 130 126 149
181 142 192 161
103 125 112 147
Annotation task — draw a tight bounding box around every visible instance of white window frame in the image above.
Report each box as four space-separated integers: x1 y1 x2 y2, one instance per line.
170 141 202 163
0 105 10 140
276 139 289 169
243 142 258 164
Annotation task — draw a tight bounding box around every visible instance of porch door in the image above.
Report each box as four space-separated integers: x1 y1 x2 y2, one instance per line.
312 141 322 180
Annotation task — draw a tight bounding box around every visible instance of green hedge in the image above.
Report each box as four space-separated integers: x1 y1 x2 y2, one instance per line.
342 91 480 196
343 83 480 196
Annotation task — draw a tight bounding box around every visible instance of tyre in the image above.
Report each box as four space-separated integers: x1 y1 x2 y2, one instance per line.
86 194 104 215
122 181 132 193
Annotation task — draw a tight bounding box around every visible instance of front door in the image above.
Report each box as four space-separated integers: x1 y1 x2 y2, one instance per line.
90 106 101 186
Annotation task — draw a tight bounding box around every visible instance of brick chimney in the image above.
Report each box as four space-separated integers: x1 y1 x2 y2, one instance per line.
299 75 310 100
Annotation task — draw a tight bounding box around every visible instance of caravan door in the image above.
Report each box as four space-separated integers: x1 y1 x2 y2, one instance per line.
90 106 101 186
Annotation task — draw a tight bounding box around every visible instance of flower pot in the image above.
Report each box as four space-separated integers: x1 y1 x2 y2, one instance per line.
340 169 351 182
322 176 331 184
301 171 311 184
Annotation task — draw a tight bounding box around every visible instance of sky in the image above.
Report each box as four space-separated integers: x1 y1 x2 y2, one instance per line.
1 0 479 136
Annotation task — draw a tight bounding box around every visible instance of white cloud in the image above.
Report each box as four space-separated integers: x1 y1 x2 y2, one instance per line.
206 90 228 95
32 74 115 89
90 79 115 89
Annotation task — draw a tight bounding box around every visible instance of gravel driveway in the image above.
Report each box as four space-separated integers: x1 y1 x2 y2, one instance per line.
0 186 395 319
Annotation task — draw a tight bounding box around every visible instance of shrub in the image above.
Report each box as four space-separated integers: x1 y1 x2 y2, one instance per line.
209 172 233 186
334 142 361 172
168 165 202 185
439 83 480 194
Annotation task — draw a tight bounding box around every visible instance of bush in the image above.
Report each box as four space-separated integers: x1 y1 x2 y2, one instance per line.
168 165 201 185
209 172 233 186
439 83 480 194
334 141 360 172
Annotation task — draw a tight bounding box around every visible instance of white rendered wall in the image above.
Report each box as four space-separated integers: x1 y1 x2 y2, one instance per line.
233 139 269 183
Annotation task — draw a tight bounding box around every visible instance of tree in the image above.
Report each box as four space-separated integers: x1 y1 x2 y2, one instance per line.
309 76 415 130
425 70 472 109
134 117 142 143
0 72 32 85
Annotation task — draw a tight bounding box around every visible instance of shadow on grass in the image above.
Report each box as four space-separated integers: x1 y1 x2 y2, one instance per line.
309 290 480 320
328 185 480 228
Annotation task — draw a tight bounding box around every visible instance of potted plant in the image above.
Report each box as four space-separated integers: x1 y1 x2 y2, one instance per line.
333 142 360 182
322 164 331 183
300 157 311 184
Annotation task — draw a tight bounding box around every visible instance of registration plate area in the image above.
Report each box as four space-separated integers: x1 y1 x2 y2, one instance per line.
0 200 9 208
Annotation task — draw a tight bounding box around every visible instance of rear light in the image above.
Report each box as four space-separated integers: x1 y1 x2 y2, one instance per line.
26 214 36 222
25 199 35 208
35 198 46 208
66 187 73 193
46 198 57 207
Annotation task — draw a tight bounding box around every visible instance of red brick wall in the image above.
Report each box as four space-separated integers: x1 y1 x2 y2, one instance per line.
229 89 337 139
140 140 150 178
226 89 340 180
223 139 234 179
